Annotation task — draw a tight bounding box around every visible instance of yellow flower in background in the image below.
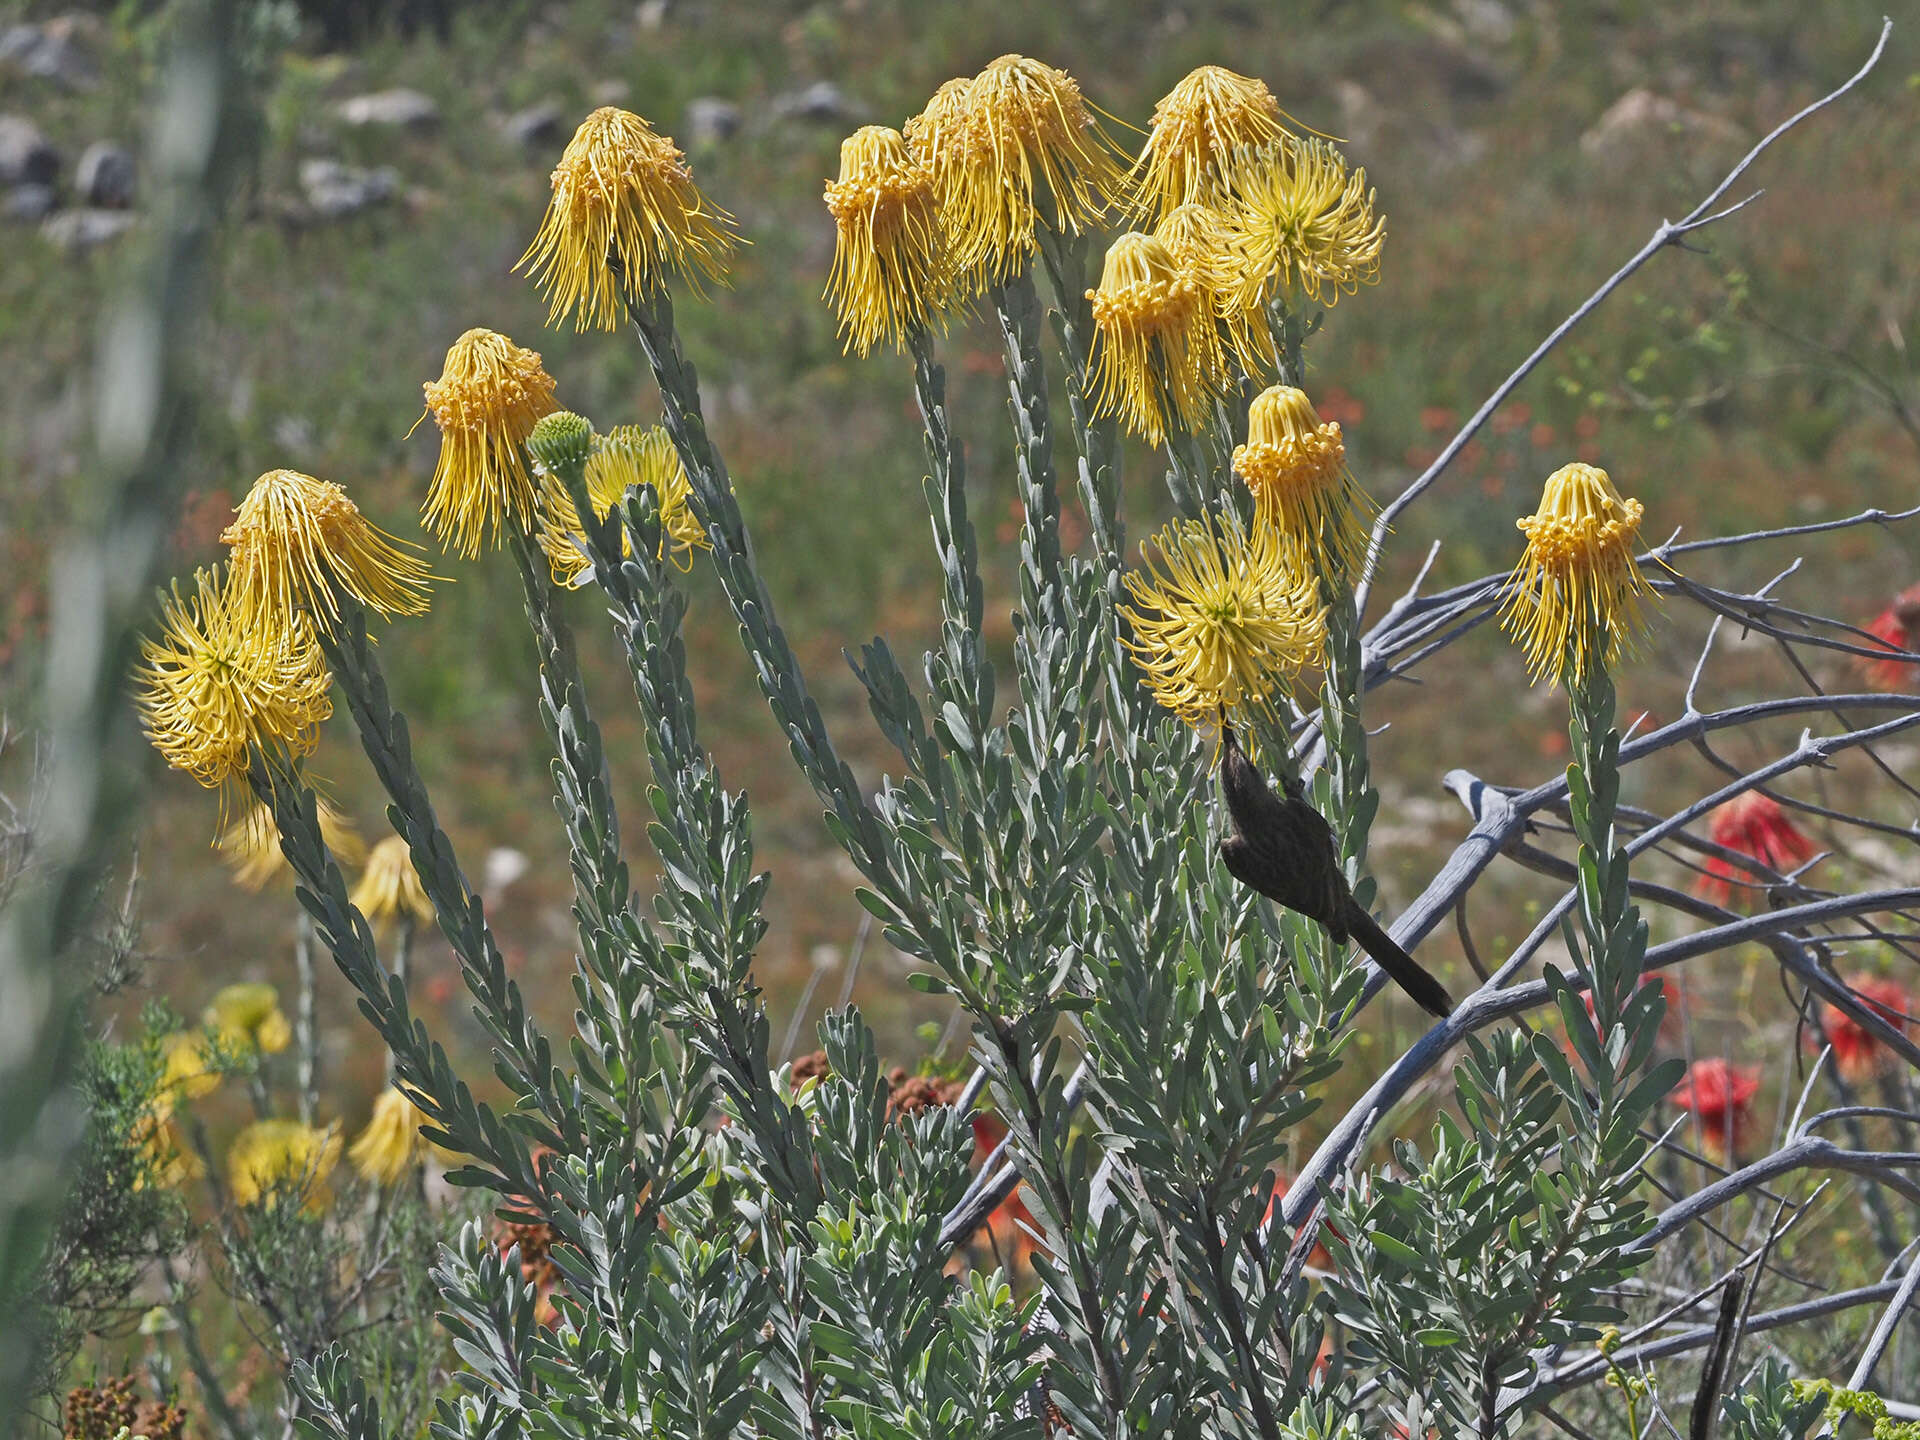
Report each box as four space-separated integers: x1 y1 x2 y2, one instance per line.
347 1086 432 1185
134 566 333 796
160 1030 221 1103
1502 462 1655 687
419 329 559 558
538 424 708 586
519 106 741 330
217 796 365 891
206 982 293 1056
1127 65 1294 224
946 55 1122 279
823 125 950 355
904 77 985 284
1086 231 1224 445
132 1111 203 1191
221 469 432 634
1233 386 1373 583
1121 511 1325 728
227 1119 341 1210
350 834 434 930
1219 137 1384 365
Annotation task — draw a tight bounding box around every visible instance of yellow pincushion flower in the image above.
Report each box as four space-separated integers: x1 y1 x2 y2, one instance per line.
1233 386 1373 583
1087 231 1225 446
350 834 434 931
1220 137 1384 366
1121 511 1325 727
347 1086 432 1185
1502 463 1654 687
824 125 950 355
1127 66 1295 224
1153 202 1266 374
160 1030 221 1104
519 106 741 330
132 1112 203 1191
206 981 292 1056
228 1119 341 1210
904 77 986 284
217 796 365 891
221 469 432 635
946 55 1123 279
419 329 560 558
135 566 333 796
537 424 708 586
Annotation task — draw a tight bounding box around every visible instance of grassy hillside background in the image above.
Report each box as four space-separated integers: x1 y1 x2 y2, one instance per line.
4 0 1916 1146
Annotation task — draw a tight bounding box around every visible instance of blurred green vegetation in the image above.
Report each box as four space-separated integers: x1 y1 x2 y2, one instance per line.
3 0 1916 1165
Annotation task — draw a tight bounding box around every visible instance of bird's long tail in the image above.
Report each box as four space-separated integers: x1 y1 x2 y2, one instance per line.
1342 904 1454 1019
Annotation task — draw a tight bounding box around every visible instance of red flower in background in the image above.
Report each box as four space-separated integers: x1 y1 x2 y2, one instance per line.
1816 975 1914 1082
1261 1172 1333 1271
965 1109 1037 1267
1859 585 1920 692
1695 792 1814 905
1669 1059 1761 1158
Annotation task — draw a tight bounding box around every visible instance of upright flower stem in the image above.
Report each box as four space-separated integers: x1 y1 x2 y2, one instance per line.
1317 577 1375 886
312 605 567 1142
992 268 1064 610
294 911 318 1124
1036 225 1123 574
621 280 890 890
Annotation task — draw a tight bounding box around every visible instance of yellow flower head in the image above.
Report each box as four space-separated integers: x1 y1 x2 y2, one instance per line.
519 106 741 330
206 981 293 1056
1154 202 1267 373
132 1111 203 1191
1087 231 1225 446
1501 462 1654 687
1121 511 1325 727
221 469 432 634
824 125 950 355
538 424 708 586
350 834 434 930
160 1030 221 1104
135 567 333 797
217 796 365 891
1233 386 1373 582
419 329 560 558
1220 137 1384 365
347 1086 432 1185
904 78 986 283
946 55 1122 279
1128 66 1294 224
228 1119 341 1210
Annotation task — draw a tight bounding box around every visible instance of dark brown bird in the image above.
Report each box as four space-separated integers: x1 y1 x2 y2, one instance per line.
1217 718 1454 1019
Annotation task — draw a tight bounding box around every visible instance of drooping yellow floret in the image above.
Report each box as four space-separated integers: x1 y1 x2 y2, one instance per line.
419 329 559 558
1501 462 1655 687
1127 66 1295 224
1121 511 1326 728
206 981 292 1056
350 834 435 931
904 77 986 289
221 469 432 635
519 106 741 330
160 1030 221 1103
135 566 333 797
227 1118 341 1210
1086 231 1225 445
942 55 1123 280
1219 137 1384 368
1233 386 1373 583
537 424 708 586
217 796 365 891
347 1086 432 1185
823 125 950 355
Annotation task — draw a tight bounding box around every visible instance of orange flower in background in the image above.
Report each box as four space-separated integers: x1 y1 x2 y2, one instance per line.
964 1108 1037 1268
1815 975 1913 1082
1695 792 1815 906
1669 1059 1760 1159
495 1217 563 1327
1260 1172 1332 1271
1858 584 1920 692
